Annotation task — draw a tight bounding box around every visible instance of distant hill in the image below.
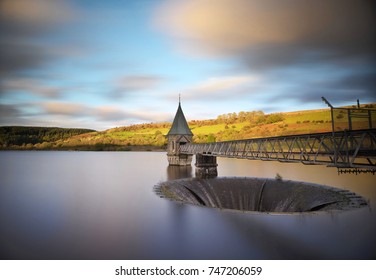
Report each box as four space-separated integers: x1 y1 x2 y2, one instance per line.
1 103 375 151
0 126 96 149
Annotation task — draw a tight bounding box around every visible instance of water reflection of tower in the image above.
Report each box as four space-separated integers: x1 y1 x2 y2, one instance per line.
166 165 193 180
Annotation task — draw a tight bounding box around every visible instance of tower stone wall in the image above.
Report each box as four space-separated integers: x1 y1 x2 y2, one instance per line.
167 135 193 166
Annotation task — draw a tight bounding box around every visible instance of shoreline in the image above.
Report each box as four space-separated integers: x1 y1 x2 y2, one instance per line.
0 145 166 152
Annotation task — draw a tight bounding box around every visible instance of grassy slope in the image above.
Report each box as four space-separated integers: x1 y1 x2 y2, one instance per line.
55 106 371 150
2 105 375 151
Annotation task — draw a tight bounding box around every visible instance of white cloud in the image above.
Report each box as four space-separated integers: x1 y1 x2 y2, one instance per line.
192 75 258 93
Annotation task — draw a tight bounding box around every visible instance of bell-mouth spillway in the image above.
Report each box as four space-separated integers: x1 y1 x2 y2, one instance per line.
155 177 368 214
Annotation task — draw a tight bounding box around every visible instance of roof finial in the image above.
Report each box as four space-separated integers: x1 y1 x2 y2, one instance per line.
179 93 181 104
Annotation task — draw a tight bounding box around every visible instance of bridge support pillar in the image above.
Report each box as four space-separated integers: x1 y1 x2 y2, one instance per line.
195 154 218 178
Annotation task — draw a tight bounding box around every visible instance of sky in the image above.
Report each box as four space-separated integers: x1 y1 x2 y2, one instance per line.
0 0 375 131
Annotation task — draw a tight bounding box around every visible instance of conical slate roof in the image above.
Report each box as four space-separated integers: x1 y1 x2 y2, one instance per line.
167 102 193 136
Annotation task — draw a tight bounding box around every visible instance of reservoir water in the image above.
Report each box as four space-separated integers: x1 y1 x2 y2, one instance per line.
0 151 375 259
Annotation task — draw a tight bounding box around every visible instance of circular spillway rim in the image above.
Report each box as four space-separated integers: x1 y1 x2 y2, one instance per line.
155 177 368 215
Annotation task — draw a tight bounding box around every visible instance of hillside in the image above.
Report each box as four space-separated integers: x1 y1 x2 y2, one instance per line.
0 126 96 149
1 104 375 151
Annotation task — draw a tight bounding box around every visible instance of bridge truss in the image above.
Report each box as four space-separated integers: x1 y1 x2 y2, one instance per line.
180 129 376 171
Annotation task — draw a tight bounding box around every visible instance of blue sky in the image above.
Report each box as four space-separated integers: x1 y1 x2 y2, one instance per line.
1 0 375 130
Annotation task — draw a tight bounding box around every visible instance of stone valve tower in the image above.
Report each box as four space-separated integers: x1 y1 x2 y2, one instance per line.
166 101 193 166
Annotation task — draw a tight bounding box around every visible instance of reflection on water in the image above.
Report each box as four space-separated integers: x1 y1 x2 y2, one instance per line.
167 165 193 180
0 151 375 259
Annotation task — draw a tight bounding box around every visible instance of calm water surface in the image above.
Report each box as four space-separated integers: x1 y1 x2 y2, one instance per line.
0 151 375 259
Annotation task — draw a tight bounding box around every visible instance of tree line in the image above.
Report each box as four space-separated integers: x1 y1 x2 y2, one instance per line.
191 111 284 127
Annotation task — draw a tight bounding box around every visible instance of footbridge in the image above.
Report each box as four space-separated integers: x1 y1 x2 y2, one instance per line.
180 129 376 175
168 97 376 176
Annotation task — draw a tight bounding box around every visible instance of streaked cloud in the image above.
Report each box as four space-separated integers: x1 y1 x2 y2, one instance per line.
0 104 21 121
1 1 375 131
117 75 163 91
128 110 171 123
96 106 170 123
96 106 130 122
182 75 260 100
1 78 63 98
0 0 76 25
38 101 170 124
112 75 164 98
42 102 91 116
155 0 376 109
0 0 79 76
156 0 375 66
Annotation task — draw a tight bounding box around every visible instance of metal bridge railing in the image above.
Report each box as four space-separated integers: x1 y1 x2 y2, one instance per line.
180 129 376 170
